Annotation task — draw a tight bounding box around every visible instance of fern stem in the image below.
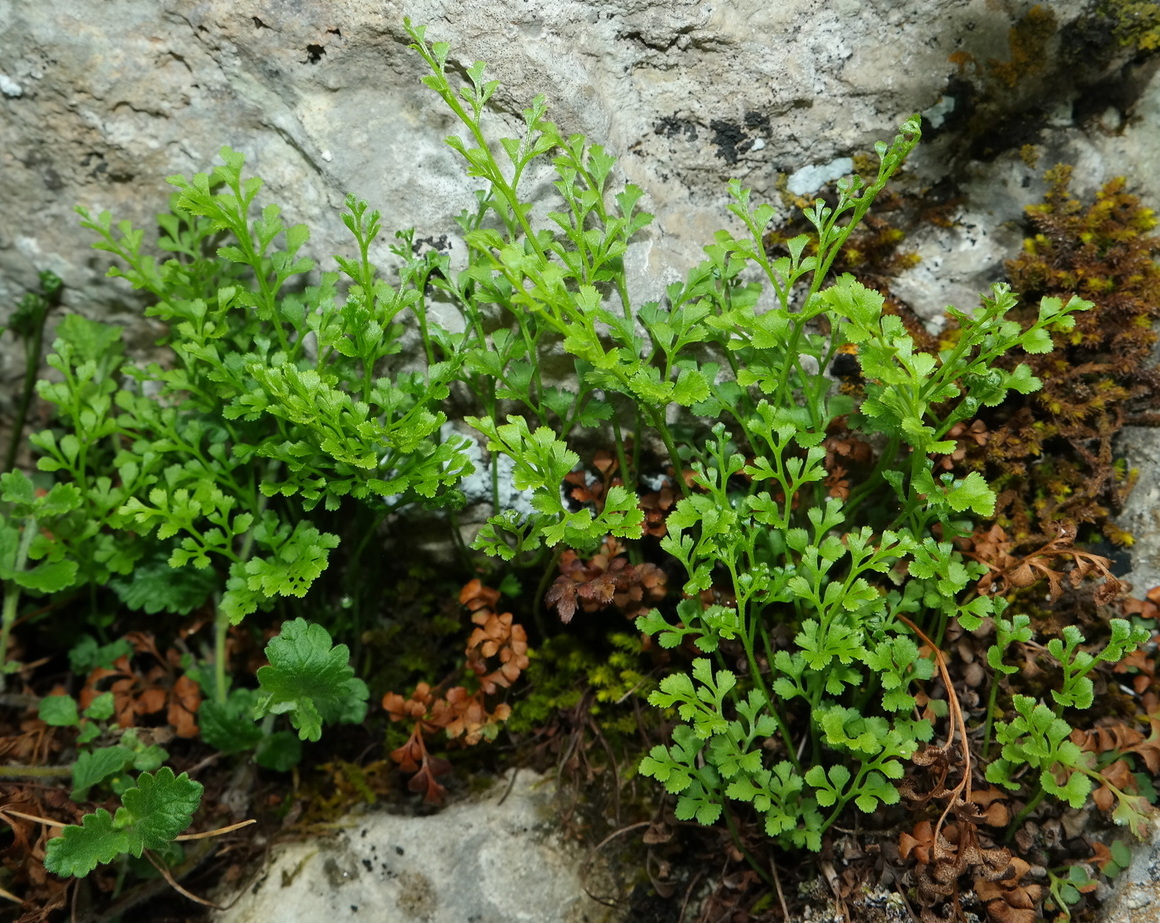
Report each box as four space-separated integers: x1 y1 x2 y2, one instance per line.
1006 785 1047 842
213 594 229 706
0 515 37 693
723 807 774 890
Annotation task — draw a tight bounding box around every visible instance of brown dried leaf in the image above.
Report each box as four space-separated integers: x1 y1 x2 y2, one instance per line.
546 576 579 624
167 674 201 738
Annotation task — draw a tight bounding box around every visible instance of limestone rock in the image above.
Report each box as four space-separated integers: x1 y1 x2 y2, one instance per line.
1093 818 1160 923
1 0 1118 352
215 771 621 923
1117 427 1160 600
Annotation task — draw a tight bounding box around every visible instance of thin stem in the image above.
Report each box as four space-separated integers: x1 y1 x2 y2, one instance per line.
0 515 37 692
647 408 689 497
982 673 1001 759
530 547 564 639
444 508 476 574
1006 786 1047 842
0 583 21 694
213 593 229 706
0 764 73 779
610 415 633 489
490 449 501 517
898 613 973 843
4 312 49 475
211 457 281 705
722 807 775 890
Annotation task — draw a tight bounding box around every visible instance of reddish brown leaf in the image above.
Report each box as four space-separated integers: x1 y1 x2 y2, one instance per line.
167 674 201 738
545 577 579 624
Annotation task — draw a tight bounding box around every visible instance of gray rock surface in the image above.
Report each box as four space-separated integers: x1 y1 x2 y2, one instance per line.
215 771 621 923
0 0 1140 346
1094 818 1160 923
1113 418 1160 910
1119 426 1160 600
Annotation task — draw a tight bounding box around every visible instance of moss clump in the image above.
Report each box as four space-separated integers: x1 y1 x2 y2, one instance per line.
987 3 1059 89
948 165 1160 543
1098 0 1160 53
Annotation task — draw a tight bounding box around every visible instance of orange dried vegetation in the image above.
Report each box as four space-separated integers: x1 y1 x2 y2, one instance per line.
79 631 200 738
381 579 529 803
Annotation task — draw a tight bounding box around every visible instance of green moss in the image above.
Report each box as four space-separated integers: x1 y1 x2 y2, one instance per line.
988 4 1058 89
946 165 1160 543
1098 0 1160 53
506 632 656 737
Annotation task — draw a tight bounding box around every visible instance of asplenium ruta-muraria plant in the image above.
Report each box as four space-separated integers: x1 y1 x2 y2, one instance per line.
18 146 475 701
397 21 1133 854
